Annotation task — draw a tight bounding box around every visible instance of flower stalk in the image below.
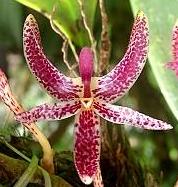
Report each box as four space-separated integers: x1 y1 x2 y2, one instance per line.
98 0 111 74
0 69 54 173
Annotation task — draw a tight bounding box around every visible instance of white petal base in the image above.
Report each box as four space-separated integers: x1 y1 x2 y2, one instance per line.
81 175 93 185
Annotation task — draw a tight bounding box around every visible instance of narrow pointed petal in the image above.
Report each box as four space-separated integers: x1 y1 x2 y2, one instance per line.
92 11 149 103
23 14 82 101
166 20 178 76
93 101 172 130
0 69 23 115
74 109 100 184
16 100 81 123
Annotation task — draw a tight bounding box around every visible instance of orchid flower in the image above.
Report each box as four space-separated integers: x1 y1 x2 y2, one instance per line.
15 12 172 185
166 20 178 76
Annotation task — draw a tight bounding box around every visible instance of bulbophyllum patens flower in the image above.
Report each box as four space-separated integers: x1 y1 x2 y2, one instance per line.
16 11 172 185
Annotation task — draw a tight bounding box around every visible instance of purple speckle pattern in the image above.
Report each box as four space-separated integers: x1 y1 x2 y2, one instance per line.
93 101 172 130
0 69 22 115
15 12 173 186
23 14 82 101
0 69 39 134
16 100 81 123
166 21 178 76
92 11 149 103
74 109 100 184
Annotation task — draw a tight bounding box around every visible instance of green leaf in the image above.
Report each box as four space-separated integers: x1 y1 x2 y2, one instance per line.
41 169 52 187
0 0 22 47
2 139 68 187
14 155 38 187
130 0 178 120
15 0 97 46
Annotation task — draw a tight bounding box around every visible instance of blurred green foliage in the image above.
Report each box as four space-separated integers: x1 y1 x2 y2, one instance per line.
130 0 178 127
0 0 22 48
0 0 178 187
15 0 97 46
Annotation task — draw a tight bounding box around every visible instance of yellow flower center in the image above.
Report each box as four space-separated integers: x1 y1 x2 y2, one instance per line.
80 98 93 109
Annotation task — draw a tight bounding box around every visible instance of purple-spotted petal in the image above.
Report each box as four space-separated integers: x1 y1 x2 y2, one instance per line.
0 69 40 131
0 69 23 115
92 11 149 103
93 101 172 130
23 14 82 101
74 109 100 184
166 20 178 76
0 69 55 173
16 100 81 123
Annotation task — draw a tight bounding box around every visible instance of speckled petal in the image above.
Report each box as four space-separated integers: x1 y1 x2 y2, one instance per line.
92 11 149 103
0 69 55 173
23 14 82 101
166 20 178 76
74 109 100 184
0 69 23 115
0 69 38 131
16 100 81 123
93 101 172 130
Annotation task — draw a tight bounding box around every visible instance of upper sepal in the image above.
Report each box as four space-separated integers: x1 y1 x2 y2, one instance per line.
79 47 94 98
79 47 94 83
